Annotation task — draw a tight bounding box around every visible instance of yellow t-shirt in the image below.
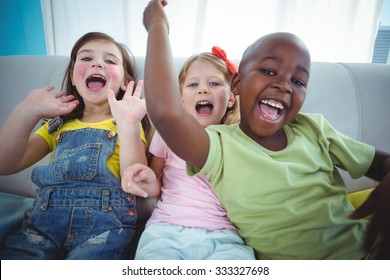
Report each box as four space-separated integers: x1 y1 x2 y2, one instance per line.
34 118 146 179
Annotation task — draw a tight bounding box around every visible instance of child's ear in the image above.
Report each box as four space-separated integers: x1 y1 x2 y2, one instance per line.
231 72 241 96
120 79 128 91
227 92 235 108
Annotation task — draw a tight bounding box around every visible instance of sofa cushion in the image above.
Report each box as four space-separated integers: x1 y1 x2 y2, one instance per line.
0 192 34 249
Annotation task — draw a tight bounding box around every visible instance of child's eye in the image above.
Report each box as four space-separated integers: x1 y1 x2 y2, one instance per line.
81 57 92 61
188 83 199 88
105 59 116 65
292 78 306 87
209 81 220 87
261 68 276 76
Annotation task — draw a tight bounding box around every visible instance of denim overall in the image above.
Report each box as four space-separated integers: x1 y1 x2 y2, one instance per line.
0 120 136 259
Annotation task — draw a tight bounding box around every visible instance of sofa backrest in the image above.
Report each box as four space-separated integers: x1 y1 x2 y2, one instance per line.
0 55 389 196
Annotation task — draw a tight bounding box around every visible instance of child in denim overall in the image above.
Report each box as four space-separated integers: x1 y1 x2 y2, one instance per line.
0 32 148 259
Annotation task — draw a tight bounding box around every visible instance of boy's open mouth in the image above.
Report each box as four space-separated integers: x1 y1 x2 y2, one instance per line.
86 74 106 90
195 101 214 115
259 99 285 121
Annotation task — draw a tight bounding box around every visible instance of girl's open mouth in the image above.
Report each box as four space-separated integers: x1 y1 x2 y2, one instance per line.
195 101 214 116
86 74 106 90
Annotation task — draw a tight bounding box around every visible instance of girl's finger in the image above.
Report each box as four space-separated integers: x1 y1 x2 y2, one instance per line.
132 80 144 98
123 81 135 99
44 86 55 92
52 90 67 98
127 181 149 198
122 166 149 197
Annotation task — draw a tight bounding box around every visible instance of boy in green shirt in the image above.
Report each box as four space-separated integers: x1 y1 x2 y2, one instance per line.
141 0 390 259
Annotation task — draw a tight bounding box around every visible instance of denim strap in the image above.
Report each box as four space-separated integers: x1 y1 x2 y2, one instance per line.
48 116 64 134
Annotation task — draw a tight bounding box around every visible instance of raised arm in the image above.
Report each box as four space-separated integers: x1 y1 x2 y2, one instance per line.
107 81 148 177
0 86 79 175
143 0 209 169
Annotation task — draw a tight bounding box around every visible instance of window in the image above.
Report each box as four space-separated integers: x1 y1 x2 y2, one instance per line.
42 0 386 63
372 0 390 63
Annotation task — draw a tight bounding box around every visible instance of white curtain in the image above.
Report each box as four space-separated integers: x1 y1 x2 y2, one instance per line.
41 0 385 62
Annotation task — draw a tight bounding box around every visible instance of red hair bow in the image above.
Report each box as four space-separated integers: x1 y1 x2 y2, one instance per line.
212 46 238 74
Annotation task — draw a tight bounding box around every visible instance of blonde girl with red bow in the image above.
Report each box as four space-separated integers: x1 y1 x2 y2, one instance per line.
122 47 255 260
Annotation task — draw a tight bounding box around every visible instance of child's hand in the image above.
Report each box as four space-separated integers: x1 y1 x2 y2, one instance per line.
23 86 79 119
107 80 146 125
350 177 390 259
143 0 169 33
121 163 159 198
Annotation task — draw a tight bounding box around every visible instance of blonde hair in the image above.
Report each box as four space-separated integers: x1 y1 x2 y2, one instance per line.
178 52 240 125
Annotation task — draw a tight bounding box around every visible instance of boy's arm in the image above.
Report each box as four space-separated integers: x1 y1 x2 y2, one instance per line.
364 150 390 182
351 149 390 258
143 0 209 169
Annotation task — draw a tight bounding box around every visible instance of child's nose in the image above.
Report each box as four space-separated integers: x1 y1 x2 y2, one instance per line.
273 78 293 94
92 60 103 68
198 86 209 94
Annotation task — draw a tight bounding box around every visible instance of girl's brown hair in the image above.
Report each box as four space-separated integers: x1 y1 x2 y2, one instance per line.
178 52 240 125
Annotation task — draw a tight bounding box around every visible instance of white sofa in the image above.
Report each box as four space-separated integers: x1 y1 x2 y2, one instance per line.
0 55 390 258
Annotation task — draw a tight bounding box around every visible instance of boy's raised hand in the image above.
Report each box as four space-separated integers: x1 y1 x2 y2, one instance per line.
143 0 169 33
107 80 146 125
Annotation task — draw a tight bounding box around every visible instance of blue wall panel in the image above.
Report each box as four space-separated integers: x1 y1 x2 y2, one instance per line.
0 0 47 55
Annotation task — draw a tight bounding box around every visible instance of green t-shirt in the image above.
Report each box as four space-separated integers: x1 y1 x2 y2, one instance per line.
188 113 375 259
